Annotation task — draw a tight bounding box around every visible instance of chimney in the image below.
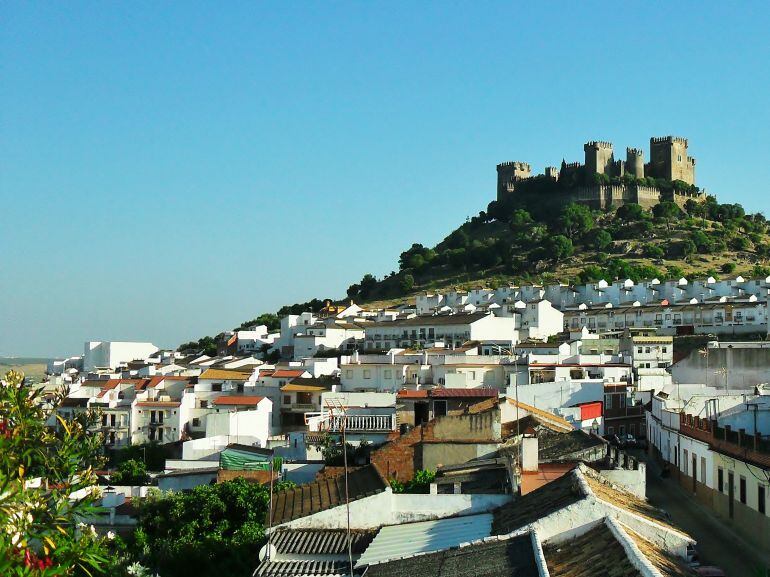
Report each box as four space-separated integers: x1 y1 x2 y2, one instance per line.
521 427 539 473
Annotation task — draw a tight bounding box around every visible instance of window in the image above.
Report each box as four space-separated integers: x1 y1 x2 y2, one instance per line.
717 467 724 492
607 426 614 435
619 395 626 409
384 369 392 379
604 394 613 409
192 418 200 427
363 370 371 379
200 400 208 409
469 371 476 380
619 425 626 436
212 383 222 392
740 477 747 504
683 450 688 474
759 484 766 515
645 347 651 353
700 457 706 484
662 346 667 353
345 370 353 379
283 395 291 405
637 347 643 354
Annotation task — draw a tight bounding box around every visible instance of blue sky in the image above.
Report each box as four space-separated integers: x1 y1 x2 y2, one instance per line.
2 2 769 357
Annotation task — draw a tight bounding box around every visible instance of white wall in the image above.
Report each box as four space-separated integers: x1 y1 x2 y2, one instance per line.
276 489 511 530
84 341 157 371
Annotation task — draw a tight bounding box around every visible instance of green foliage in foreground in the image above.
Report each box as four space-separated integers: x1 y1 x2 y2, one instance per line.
0 370 113 576
133 479 271 577
390 469 436 494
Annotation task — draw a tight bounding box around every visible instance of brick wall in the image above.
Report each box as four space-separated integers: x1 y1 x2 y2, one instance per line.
371 421 435 482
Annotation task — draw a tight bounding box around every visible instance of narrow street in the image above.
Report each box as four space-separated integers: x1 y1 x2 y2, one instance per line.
642 454 770 577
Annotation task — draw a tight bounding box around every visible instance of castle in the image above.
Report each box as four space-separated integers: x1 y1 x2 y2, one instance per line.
496 136 705 210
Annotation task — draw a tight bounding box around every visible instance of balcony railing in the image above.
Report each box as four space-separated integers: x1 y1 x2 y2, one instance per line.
314 414 396 432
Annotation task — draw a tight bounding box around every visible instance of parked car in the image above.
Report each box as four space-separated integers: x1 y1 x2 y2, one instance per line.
695 567 726 577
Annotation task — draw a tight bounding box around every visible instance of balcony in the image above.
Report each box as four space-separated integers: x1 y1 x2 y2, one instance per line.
284 403 317 412
321 415 396 433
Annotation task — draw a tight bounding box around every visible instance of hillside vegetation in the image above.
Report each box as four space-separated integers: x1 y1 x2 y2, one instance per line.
184 193 770 350
348 194 770 305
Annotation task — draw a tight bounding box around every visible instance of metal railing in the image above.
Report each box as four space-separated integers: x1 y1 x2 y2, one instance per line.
324 414 396 432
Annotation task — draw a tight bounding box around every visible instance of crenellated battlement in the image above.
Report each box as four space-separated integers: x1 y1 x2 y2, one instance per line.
584 140 613 150
651 135 688 146
497 135 700 204
496 161 531 171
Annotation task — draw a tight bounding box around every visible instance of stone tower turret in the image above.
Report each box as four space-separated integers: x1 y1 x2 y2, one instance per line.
649 136 696 185
584 141 615 181
496 161 531 202
626 147 645 179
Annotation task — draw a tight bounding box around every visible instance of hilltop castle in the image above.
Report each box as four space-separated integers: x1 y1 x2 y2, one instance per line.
496 136 705 210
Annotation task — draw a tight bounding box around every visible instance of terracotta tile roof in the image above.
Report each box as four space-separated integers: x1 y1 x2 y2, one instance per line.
544 522 639 577
492 471 586 534
280 383 328 392
96 379 121 398
268 464 388 525
271 369 307 379
212 395 266 406
582 469 678 529
259 369 275 377
199 368 252 381
627 529 697 576
429 388 499 399
397 389 429 399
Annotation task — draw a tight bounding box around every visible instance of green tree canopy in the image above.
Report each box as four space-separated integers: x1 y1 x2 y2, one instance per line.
558 203 595 239
133 479 272 577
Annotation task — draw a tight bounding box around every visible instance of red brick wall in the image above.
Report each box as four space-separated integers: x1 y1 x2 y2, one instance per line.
371 421 436 482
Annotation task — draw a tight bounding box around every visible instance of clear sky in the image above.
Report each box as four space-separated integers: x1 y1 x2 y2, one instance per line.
2 2 769 358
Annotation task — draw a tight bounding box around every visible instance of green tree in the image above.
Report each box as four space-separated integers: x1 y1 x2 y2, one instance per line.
548 235 574 262
133 479 271 577
399 274 415 294
616 203 645 222
446 229 470 249
111 459 149 485
358 274 377 299
644 245 665 259
559 203 595 239
730 236 751 251
690 230 714 253
652 201 682 232
0 370 111 576
236 313 280 332
591 229 613 251
666 265 685 279
721 262 736 274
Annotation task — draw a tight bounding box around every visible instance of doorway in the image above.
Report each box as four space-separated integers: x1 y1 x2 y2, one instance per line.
414 402 429 425
433 400 448 418
728 471 735 518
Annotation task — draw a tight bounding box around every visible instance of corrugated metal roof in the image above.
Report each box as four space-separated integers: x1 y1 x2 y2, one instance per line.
355 513 493 568
270 529 376 555
254 560 351 576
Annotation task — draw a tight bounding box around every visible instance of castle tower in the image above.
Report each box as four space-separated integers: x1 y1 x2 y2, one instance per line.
626 147 645 179
545 166 560 181
584 141 615 181
496 161 531 201
649 136 696 185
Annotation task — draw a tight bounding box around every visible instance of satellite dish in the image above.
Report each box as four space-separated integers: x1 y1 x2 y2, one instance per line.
258 543 277 562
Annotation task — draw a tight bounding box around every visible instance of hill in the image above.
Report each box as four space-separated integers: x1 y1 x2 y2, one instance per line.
183 193 770 351
344 195 769 306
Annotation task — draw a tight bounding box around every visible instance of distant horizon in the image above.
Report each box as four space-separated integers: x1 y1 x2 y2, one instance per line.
3 2 770 357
